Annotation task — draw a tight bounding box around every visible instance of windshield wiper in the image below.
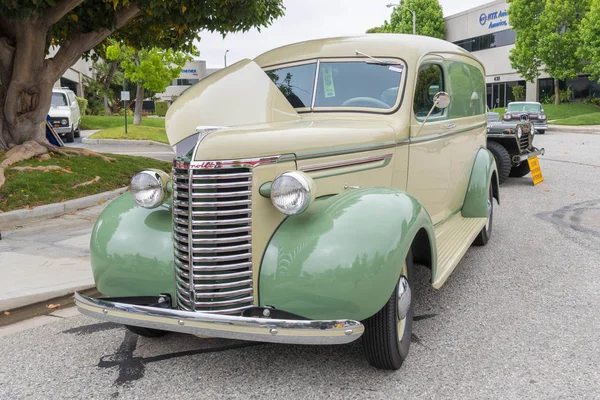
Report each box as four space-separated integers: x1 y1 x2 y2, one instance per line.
354 50 396 65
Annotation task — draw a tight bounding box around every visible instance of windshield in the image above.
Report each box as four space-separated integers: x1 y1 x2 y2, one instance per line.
266 60 404 111
51 93 68 107
507 103 541 113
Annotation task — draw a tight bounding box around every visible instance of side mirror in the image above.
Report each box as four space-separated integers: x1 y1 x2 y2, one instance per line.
433 92 451 109
416 92 451 137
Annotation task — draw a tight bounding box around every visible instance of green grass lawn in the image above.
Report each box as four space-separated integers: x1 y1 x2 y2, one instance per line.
81 115 165 130
0 153 170 212
490 103 600 126
88 125 168 144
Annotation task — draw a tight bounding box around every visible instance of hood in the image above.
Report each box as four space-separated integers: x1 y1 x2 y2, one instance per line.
48 107 71 118
193 118 396 161
165 59 300 146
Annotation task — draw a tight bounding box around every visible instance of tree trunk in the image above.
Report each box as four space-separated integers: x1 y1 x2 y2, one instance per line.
102 60 118 114
133 84 144 125
1 21 54 149
554 78 560 105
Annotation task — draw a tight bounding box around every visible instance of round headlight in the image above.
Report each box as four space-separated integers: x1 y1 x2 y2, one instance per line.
130 169 171 209
270 171 315 215
517 126 523 138
61 119 68 125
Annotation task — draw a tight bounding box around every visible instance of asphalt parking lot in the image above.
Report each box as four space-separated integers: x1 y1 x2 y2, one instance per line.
1 129 599 399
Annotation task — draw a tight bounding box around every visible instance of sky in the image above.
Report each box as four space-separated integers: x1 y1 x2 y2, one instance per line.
195 0 492 68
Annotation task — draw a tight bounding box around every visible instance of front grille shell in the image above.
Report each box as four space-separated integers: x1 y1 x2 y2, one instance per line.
172 166 254 314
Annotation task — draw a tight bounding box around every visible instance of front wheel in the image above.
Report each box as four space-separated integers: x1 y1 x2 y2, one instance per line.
537 130 546 134
487 141 511 184
362 250 414 370
65 128 75 143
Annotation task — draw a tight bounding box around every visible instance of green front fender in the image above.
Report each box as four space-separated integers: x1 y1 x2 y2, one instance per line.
259 188 436 321
90 192 176 303
462 147 500 218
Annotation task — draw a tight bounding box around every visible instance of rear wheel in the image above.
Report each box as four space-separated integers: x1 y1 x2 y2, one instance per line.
509 161 531 178
473 184 493 246
363 250 414 370
125 325 168 337
487 141 511 184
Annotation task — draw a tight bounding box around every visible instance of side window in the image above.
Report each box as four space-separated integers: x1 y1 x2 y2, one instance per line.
413 64 445 120
445 61 485 118
265 63 317 108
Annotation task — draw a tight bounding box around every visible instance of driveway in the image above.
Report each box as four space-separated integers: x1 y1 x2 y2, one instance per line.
1 129 599 399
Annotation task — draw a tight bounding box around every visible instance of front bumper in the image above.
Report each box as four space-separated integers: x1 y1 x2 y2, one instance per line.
512 147 545 164
53 125 72 135
75 292 364 345
531 122 548 131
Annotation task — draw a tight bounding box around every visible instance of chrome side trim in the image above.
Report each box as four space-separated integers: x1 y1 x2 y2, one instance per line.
300 153 393 173
189 156 281 169
410 122 487 144
75 293 364 345
296 141 397 160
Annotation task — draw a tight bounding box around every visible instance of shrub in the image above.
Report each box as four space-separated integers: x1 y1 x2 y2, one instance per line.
590 97 600 106
76 96 88 115
118 108 134 116
512 85 525 102
155 101 169 117
559 87 573 103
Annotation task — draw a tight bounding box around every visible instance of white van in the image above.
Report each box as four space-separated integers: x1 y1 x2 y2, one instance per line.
48 88 81 143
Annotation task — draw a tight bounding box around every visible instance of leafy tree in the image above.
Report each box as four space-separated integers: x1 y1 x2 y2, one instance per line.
107 44 192 124
508 0 590 104
577 0 600 82
0 0 285 152
366 0 445 39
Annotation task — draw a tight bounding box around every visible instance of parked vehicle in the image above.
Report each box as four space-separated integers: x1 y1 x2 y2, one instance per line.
76 35 499 370
502 101 548 134
486 106 500 122
487 118 545 184
48 88 81 143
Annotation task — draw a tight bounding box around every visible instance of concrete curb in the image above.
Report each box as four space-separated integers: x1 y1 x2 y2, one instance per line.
82 137 171 147
0 186 128 227
549 125 600 134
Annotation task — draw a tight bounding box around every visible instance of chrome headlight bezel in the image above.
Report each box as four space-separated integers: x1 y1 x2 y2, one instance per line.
130 169 172 209
517 126 523 139
61 118 68 126
270 171 316 215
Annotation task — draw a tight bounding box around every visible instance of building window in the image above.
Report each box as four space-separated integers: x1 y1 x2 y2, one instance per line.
171 78 199 86
454 29 516 52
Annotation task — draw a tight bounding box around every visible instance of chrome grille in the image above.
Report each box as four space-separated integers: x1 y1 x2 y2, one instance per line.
172 166 253 314
519 128 531 150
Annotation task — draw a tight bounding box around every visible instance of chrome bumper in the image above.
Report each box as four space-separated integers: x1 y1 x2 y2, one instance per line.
75 292 364 345
512 147 545 163
532 122 548 130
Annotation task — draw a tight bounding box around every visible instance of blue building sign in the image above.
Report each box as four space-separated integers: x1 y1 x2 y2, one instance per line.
479 10 508 29
182 69 197 74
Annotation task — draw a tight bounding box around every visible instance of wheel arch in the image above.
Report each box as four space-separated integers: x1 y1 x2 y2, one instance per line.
258 187 436 321
462 147 499 218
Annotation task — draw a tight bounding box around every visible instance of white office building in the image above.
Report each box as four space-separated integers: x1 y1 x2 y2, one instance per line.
445 0 600 108
48 47 95 96
156 60 220 102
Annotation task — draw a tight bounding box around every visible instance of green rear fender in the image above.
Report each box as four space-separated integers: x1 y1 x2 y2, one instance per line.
259 188 436 321
90 192 176 304
462 147 500 218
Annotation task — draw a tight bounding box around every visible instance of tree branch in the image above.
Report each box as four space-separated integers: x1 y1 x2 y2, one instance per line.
43 0 86 27
0 16 14 40
48 3 141 81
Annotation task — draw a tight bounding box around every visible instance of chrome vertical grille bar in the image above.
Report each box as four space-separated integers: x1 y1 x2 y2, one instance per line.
172 161 254 314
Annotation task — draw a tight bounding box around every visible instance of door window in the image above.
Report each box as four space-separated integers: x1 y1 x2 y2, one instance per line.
413 64 446 120
445 62 485 118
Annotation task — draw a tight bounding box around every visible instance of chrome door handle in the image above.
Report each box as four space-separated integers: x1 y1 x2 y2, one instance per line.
446 124 457 129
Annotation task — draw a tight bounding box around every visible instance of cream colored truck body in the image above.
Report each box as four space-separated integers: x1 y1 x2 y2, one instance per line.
165 35 495 291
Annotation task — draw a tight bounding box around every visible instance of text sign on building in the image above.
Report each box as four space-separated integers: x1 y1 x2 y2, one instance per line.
182 69 198 75
479 10 508 29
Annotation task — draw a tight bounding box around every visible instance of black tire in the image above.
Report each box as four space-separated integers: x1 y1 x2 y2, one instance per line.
65 128 75 143
74 125 80 138
509 162 531 178
487 141 511 184
363 250 414 370
125 325 168 337
538 130 545 134
473 184 493 246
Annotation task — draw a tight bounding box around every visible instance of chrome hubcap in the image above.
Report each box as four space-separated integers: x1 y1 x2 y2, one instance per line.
397 276 411 321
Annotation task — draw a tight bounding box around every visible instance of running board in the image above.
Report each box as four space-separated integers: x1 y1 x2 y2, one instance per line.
432 213 487 289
